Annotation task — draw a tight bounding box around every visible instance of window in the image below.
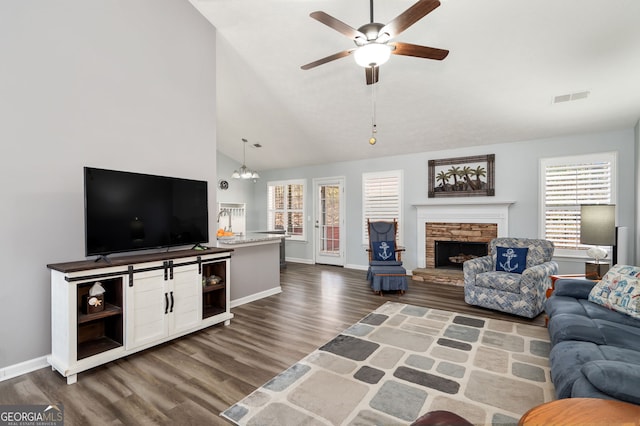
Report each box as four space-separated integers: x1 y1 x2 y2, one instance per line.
362 170 403 245
267 179 306 241
540 152 616 255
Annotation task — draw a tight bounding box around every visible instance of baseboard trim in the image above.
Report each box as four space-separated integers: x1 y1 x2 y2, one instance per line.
345 263 368 271
344 264 412 275
286 257 313 265
230 286 282 308
0 356 49 382
286 259 413 273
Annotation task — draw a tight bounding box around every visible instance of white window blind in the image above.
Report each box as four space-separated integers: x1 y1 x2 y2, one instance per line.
362 170 403 244
542 153 615 251
267 179 306 241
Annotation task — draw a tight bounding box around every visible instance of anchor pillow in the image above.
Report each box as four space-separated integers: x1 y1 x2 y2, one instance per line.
495 246 528 274
372 240 396 261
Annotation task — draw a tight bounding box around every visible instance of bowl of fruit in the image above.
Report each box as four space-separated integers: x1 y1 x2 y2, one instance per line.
216 228 235 240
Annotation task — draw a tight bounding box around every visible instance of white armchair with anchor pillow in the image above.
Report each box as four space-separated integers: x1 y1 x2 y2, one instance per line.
463 237 558 318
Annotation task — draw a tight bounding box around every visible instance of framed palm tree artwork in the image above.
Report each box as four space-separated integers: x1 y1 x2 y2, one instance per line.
428 154 495 198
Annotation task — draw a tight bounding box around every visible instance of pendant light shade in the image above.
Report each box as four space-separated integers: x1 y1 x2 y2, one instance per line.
232 138 260 181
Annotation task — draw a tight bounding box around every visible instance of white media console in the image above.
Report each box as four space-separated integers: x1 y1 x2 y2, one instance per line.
47 248 233 384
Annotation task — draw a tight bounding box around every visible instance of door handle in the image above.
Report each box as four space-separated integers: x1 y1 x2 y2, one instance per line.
164 292 169 314
169 291 174 313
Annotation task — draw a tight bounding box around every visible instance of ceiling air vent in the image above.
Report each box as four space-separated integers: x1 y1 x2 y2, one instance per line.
553 90 590 104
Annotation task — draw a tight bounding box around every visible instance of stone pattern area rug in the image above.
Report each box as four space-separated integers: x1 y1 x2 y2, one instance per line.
221 302 555 425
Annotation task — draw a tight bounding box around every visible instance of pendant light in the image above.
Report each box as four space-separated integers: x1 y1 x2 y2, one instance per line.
231 138 260 181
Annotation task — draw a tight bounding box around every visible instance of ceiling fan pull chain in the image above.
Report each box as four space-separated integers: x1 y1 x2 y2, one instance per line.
370 76 378 145
372 77 376 125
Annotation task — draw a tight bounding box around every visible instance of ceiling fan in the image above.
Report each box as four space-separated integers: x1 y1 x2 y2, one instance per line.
301 0 449 85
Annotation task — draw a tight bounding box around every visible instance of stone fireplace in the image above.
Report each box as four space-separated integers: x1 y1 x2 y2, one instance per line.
434 240 490 270
426 222 497 269
413 201 513 285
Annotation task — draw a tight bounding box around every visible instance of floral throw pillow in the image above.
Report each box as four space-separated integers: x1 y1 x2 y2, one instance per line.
588 265 640 319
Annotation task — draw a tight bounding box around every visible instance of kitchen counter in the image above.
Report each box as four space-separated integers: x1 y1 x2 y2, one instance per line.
214 233 284 305
214 232 284 247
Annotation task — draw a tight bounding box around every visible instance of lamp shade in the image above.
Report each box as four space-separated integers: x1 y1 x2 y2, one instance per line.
580 204 616 246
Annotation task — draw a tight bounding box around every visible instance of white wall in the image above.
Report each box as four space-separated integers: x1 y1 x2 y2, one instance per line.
636 119 640 265
251 128 637 274
0 1 217 370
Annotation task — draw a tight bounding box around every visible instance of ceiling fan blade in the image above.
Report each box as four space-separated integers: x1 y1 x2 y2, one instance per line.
379 0 440 40
390 42 449 60
365 66 379 85
310 11 366 41
301 49 355 70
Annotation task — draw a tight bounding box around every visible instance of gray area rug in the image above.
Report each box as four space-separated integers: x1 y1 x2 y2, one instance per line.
221 302 555 425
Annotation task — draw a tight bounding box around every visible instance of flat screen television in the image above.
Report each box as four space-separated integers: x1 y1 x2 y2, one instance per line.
84 167 209 257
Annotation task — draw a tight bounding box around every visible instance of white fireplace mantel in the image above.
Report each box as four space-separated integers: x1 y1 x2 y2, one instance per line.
413 201 515 268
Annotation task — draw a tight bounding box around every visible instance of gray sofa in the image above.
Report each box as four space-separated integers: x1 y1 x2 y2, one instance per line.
546 267 640 405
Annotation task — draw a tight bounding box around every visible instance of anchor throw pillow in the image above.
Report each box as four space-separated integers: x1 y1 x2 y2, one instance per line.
372 240 396 261
495 246 528 274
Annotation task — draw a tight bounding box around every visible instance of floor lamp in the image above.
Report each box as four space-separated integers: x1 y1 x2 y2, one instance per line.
580 204 616 280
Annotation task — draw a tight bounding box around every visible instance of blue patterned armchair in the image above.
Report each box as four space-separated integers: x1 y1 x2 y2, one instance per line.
463 237 558 318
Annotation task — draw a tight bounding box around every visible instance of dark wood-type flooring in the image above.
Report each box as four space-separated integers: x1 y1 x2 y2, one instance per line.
0 263 545 425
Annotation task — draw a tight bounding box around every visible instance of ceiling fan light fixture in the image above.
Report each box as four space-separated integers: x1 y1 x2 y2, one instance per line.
354 43 391 67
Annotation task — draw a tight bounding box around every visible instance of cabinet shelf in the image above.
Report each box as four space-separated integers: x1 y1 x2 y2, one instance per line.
78 303 122 324
77 336 122 360
203 306 226 318
202 261 227 320
202 283 225 293
76 278 124 361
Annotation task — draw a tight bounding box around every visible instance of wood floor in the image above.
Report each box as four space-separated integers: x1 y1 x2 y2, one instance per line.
0 263 545 425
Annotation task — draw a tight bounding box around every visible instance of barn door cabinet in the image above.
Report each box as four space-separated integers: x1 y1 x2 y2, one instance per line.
47 248 233 384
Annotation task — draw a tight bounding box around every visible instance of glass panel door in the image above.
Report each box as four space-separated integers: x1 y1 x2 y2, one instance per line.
314 178 344 266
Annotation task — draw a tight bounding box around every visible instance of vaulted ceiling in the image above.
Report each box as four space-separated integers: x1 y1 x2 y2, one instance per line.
190 0 640 171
